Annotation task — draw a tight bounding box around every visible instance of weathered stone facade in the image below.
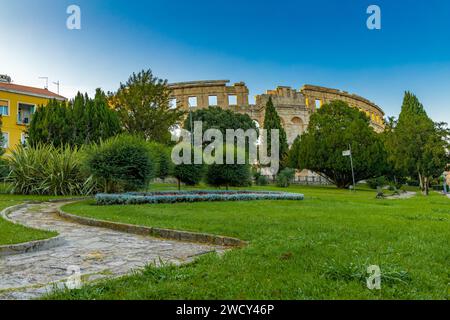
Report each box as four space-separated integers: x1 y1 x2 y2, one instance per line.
169 80 385 145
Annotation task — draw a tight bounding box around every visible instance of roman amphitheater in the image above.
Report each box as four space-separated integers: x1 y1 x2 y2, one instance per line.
168 80 385 146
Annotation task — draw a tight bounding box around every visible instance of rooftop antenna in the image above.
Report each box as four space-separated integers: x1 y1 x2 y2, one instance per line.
38 77 48 89
53 81 60 94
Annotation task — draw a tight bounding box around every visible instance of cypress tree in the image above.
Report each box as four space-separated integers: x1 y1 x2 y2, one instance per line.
391 92 448 195
262 97 289 171
28 90 121 147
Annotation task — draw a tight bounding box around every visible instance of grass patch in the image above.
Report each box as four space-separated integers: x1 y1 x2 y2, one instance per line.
47 184 449 300
0 194 73 246
0 217 58 246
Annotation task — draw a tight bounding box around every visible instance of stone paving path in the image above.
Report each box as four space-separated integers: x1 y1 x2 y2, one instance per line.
0 202 224 300
385 191 416 199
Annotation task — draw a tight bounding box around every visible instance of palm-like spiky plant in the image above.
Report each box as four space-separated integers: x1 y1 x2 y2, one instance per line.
7 144 94 196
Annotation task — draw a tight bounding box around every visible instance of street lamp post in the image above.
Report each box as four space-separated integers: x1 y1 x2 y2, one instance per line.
343 144 356 192
189 103 193 145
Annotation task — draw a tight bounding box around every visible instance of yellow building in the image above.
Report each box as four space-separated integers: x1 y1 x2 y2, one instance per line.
0 75 66 152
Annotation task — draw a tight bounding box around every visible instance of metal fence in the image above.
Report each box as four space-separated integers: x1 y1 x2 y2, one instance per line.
292 176 331 185
265 175 331 185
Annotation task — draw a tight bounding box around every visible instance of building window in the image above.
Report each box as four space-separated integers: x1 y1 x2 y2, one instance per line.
188 97 197 108
315 99 322 109
0 100 9 116
169 98 177 109
208 96 218 106
228 95 237 106
17 103 35 125
2 132 9 148
21 132 27 146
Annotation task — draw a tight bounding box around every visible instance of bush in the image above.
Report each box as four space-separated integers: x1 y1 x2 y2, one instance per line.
256 175 269 186
206 163 251 189
276 168 296 188
147 142 173 180
172 144 205 189
406 178 420 187
84 135 154 193
205 145 252 189
173 163 204 188
0 158 10 181
95 190 304 205
366 176 386 189
7 144 93 195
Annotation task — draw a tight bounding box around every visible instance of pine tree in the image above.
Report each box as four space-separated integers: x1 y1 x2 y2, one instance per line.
391 92 449 195
294 100 388 188
111 69 185 144
262 97 289 171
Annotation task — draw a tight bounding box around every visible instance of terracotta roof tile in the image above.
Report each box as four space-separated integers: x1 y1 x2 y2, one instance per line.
0 82 66 100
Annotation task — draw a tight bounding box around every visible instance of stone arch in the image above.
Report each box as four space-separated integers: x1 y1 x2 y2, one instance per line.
291 117 304 133
285 117 305 146
291 116 303 126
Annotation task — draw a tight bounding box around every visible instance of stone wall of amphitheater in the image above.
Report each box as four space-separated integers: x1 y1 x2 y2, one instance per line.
300 85 385 133
168 80 385 145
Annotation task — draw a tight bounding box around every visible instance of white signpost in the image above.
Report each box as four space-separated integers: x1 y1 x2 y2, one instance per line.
443 172 448 194
343 145 356 192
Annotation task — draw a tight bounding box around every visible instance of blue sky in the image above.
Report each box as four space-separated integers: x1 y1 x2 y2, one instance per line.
0 0 449 123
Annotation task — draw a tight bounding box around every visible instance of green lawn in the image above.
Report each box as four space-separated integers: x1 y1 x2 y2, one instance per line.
47 185 449 300
0 194 71 246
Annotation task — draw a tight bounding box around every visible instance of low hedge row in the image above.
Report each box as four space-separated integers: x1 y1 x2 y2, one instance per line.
95 190 304 205
125 190 282 196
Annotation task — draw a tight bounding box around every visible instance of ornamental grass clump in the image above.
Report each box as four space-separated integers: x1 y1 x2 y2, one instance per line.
7 144 93 195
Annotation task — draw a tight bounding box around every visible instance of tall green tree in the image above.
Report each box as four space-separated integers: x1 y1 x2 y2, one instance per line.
263 97 289 171
27 99 72 147
379 116 406 187
294 100 387 188
28 90 121 147
390 92 449 195
183 106 258 162
287 135 301 169
111 70 185 144
184 107 257 138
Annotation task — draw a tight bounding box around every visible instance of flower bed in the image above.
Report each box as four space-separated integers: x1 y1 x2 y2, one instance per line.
95 190 304 205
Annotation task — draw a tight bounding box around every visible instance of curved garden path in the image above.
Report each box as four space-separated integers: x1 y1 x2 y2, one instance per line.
0 202 224 300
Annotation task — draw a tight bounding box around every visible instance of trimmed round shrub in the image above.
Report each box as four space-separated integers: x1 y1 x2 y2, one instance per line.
205 144 251 189
147 142 173 180
256 175 269 186
172 143 205 189
84 135 154 193
173 163 204 188
206 163 251 189
276 168 296 188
